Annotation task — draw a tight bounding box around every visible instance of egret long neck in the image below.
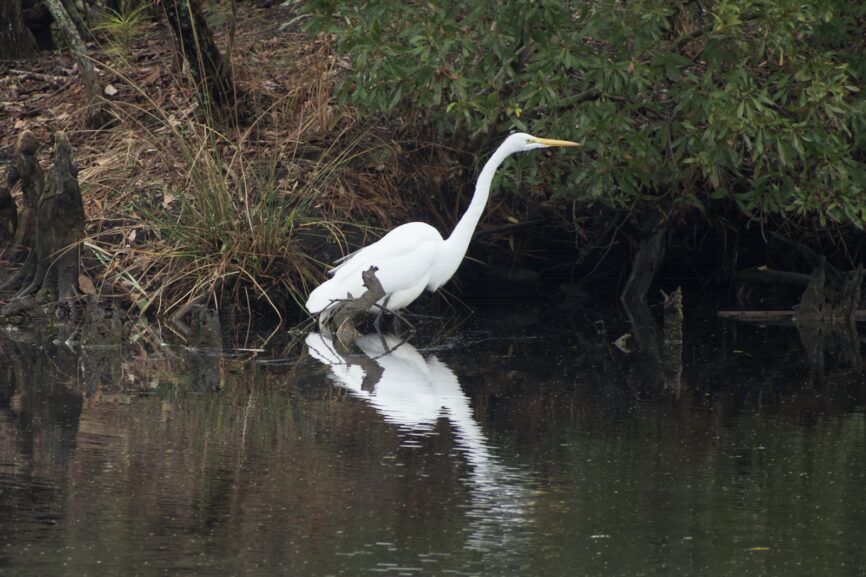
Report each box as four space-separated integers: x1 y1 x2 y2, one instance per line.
431 145 511 289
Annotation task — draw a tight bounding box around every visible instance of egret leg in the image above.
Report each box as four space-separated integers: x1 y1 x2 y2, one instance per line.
389 307 416 336
369 333 411 360
373 295 390 335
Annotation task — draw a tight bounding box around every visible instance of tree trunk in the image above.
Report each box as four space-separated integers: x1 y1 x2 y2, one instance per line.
162 0 235 115
621 204 668 305
0 0 38 59
59 0 91 41
22 0 55 50
42 0 106 128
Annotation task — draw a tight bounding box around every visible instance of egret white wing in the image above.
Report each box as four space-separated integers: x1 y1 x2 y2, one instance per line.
305 226 441 313
328 222 442 277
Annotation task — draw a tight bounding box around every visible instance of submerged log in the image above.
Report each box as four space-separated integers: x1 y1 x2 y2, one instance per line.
2 132 85 323
719 310 866 322
318 267 385 344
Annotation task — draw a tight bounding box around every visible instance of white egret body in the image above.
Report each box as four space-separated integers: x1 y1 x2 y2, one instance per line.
305 133 578 315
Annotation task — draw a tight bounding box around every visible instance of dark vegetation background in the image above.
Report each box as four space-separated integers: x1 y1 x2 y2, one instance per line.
1 0 864 320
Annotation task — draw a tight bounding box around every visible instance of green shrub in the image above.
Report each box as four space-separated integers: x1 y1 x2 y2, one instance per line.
304 0 866 227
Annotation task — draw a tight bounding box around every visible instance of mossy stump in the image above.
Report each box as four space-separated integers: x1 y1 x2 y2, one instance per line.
1 132 85 324
0 130 44 273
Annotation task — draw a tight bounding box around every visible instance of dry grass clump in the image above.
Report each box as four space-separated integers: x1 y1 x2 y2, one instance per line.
1 7 446 320
75 19 420 319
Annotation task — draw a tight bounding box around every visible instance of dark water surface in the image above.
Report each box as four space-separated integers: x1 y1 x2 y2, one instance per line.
1 303 865 576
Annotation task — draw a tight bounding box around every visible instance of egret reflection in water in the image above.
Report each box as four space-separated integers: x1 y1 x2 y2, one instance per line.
305 332 534 559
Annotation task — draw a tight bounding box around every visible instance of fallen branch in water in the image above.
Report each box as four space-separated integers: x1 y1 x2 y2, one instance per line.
718 310 866 322
318 266 385 344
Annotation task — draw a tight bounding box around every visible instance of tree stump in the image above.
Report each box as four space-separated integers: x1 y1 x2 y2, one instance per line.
0 176 17 249
188 304 222 349
793 261 863 382
661 287 683 393
2 132 85 323
0 130 44 273
79 300 125 395
187 304 223 392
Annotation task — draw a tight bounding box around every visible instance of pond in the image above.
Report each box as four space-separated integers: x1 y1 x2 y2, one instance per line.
1 297 865 576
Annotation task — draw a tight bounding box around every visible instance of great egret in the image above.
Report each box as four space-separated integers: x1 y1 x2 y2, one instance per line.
305 133 579 316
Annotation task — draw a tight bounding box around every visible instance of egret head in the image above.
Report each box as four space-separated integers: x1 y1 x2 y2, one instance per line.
504 132 580 154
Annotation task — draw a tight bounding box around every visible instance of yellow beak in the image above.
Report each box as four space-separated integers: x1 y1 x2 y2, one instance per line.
531 137 580 147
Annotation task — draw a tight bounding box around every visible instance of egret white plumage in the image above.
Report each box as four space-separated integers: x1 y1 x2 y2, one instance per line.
305 133 579 317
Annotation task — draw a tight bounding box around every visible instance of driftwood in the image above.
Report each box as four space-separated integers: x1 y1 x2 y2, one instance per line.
2 132 85 324
0 131 44 270
318 266 385 344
